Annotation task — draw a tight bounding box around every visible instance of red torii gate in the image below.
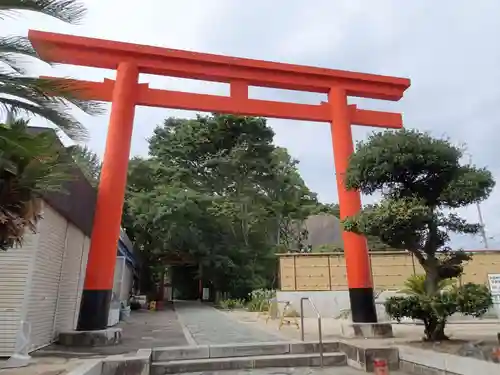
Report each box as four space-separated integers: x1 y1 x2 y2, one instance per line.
29 30 410 331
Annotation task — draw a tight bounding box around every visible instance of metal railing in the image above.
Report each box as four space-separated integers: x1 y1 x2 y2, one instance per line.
300 297 323 367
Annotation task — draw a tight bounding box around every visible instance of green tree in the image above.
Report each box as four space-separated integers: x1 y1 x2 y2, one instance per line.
67 144 101 186
124 114 320 298
0 0 102 141
342 128 495 340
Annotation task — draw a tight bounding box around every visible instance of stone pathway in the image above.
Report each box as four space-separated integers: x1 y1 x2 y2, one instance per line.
175 301 287 345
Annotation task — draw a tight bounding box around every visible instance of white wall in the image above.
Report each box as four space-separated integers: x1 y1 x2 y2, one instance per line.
276 290 391 319
278 290 500 321
26 205 68 352
0 203 91 357
276 290 351 318
0 230 39 357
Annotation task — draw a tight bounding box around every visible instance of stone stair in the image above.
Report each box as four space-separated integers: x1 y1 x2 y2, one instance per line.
150 341 347 374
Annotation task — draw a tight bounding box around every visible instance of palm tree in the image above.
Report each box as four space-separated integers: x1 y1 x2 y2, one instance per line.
0 0 103 141
0 117 72 249
401 274 456 296
0 1 103 248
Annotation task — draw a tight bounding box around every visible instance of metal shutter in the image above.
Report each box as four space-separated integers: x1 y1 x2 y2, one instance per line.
0 230 40 357
25 205 67 352
54 223 85 333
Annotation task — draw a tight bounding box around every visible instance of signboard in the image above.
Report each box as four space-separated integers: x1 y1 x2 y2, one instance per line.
487 274 500 318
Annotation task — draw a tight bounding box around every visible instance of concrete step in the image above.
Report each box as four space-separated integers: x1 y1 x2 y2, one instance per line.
152 341 340 362
151 352 347 374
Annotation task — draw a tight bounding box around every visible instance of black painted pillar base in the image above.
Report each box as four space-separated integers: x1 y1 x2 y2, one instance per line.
348 287 377 323
77 289 112 331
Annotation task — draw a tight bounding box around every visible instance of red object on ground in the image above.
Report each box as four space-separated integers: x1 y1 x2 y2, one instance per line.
492 347 500 361
155 300 164 311
373 358 389 375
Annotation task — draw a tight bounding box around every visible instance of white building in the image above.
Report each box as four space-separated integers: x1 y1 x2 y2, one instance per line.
0 130 138 357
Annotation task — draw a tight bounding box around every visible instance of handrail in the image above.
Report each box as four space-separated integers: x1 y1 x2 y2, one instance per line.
300 297 323 367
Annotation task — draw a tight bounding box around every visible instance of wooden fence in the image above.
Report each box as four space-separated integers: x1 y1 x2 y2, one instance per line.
278 251 500 291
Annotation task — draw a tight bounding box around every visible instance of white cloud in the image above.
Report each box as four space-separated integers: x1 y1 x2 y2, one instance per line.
4 0 499 249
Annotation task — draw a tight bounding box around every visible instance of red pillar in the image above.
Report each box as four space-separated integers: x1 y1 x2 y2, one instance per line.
328 86 376 323
78 62 139 330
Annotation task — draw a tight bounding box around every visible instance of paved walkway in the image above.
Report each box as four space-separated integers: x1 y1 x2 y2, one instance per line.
34 307 187 357
33 301 288 358
175 301 288 345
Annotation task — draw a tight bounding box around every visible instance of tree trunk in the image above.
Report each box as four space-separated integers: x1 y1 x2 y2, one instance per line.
424 256 440 296
424 318 448 341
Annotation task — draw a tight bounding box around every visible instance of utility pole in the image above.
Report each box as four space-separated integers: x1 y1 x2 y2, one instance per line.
468 154 489 249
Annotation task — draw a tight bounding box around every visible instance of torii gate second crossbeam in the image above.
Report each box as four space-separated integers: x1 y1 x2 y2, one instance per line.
29 30 411 331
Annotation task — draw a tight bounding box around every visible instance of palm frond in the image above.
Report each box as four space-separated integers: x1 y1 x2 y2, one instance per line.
0 0 86 24
0 36 38 74
0 96 88 141
401 274 456 296
0 74 105 115
0 74 106 141
29 77 106 116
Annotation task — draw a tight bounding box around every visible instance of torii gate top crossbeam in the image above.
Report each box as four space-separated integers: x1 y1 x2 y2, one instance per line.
29 30 410 101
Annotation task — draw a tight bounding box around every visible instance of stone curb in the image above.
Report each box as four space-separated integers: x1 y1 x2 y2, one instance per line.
398 345 500 375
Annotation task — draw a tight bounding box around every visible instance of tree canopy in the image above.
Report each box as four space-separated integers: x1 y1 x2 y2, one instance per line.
123 114 328 297
67 144 101 186
343 129 494 287
342 128 495 340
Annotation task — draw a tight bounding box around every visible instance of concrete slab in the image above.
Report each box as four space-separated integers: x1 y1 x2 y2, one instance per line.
58 328 122 347
348 322 394 339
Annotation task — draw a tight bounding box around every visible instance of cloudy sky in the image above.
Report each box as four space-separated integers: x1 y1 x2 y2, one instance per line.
5 0 500 249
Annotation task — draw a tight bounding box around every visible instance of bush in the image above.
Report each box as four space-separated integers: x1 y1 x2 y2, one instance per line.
217 298 245 310
385 282 492 341
247 288 276 312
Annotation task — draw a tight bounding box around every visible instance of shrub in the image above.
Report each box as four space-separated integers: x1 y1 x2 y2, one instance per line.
217 298 245 310
385 282 492 341
247 288 276 312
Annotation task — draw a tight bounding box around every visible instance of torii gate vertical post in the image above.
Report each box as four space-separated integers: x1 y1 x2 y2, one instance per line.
78 63 138 330
329 87 375 321
28 29 410 331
